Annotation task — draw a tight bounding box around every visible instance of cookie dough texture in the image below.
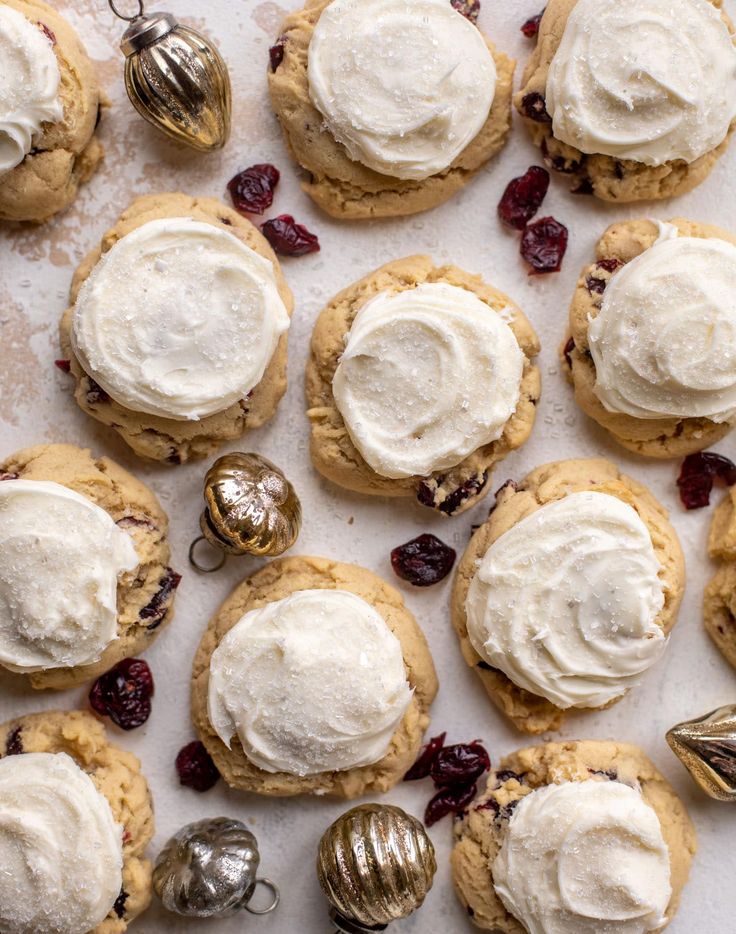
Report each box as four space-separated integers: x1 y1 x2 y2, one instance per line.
0 443 175 689
0 0 103 222
451 458 685 733
0 710 154 934
268 0 514 218
515 0 735 201
704 485 736 668
191 556 438 797
59 193 293 463
563 218 735 457
306 256 540 515
452 740 697 932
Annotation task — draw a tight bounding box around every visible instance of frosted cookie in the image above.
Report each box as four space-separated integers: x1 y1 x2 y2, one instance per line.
452 739 696 933
0 710 154 933
563 219 736 457
268 0 514 218
306 256 540 515
704 485 736 669
58 192 293 463
452 459 684 732
0 443 178 689
515 0 736 201
0 0 102 222
191 556 438 797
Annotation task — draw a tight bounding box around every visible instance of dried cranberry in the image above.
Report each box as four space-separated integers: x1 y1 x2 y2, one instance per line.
113 890 127 919
588 768 618 781
5 726 22 756
596 258 623 274
520 92 552 123
0 472 18 482
563 336 575 368
261 214 320 257
54 359 71 373
418 472 489 515
451 0 480 23
140 568 181 630
521 9 545 37
89 658 154 731
521 216 568 275
404 732 446 781
176 741 220 792
540 139 580 175
586 259 623 295
495 769 522 784
86 377 110 405
425 782 477 826
677 452 736 510
269 37 286 71
38 22 56 44
227 164 280 216
391 534 456 587
430 741 490 787
498 166 550 230
571 178 594 196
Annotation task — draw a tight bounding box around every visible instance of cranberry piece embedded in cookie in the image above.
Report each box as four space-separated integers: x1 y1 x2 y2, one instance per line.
113 890 127 919
677 451 736 509
451 0 480 24
227 164 280 216
430 741 490 787
37 22 56 45
520 91 552 123
5 726 23 756
498 166 550 230
417 472 490 515
391 534 456 587
261 214 320 256
404 732 447 781
521 216 568 274
139 568 182 630
86 377 110 405
0 472 18 482
586 258 623 294
425 781 477 826
269 37 286 71
521 9 545 37
176 741 220 792
89 658 154 731
54 359 71 373
563 336 575 368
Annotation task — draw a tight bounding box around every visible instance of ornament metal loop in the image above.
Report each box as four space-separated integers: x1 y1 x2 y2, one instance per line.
188 536 227 573
108 0 145 22
244 878 280 915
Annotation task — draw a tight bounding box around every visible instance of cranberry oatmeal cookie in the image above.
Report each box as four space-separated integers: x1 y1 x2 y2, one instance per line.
704 484 736 669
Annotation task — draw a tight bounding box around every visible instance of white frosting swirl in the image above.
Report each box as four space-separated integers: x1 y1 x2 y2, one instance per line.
492 780 672 934
332 282 524 479
590 225 736 423
207 589 412 775
0 5 62 174
466 491 666 709
71 217 291 421
307 0 497 180
0 479 138 671
0 752 123 934
546 0 736 166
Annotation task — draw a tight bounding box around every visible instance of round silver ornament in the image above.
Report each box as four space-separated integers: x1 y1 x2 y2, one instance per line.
153 817 279 918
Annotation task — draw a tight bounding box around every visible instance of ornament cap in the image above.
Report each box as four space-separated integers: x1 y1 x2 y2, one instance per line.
121 12 178 56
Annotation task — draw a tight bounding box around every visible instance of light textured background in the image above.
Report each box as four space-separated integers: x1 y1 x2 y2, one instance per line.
1 1 735 931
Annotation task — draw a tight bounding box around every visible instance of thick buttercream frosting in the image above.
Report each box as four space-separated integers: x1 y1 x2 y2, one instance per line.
492 780 672 934
466 491 666 709
307 0 497 180
332 282 524 479
207 588 412 775
0 479 138 671
0 752 123 934
71 217 291 421
590 224 736 423
546 0 736 166
0 5 62 174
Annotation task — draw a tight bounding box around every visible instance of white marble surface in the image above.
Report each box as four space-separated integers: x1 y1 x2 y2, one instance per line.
1 1 735 931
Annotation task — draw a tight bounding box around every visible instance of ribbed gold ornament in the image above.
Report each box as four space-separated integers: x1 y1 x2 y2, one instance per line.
667 704 736 801
317 804 436 933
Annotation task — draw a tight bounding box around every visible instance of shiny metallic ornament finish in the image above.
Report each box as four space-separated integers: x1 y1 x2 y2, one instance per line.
317 804 436 932
667 704 736 801
200 452 302 557
117 7 231 151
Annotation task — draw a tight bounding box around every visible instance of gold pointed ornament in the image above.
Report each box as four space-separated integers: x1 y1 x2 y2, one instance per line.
317 804 437 933
666 704 736 801
107 0 231 151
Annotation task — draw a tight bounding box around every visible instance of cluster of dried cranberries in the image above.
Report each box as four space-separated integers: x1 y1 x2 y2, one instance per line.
89 658 154 731
497 166 568 274
405 732 491 826
391 533 456 587
677 451 736 510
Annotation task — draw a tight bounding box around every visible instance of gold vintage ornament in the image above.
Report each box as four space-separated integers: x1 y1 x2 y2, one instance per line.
189 453 302 572
667 704 736 801
317 804 436 933
108 0 231 152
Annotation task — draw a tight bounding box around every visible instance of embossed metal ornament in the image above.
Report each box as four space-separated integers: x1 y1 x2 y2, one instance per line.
108 0 231 151
189 452 302 572
317 804 437 933
667 704 736 801
153 817 279 918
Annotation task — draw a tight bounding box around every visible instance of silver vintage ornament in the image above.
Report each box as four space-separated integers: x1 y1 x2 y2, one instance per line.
317 804 437 933
667 704 736 801
108 0 231 151
153 817 279 918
